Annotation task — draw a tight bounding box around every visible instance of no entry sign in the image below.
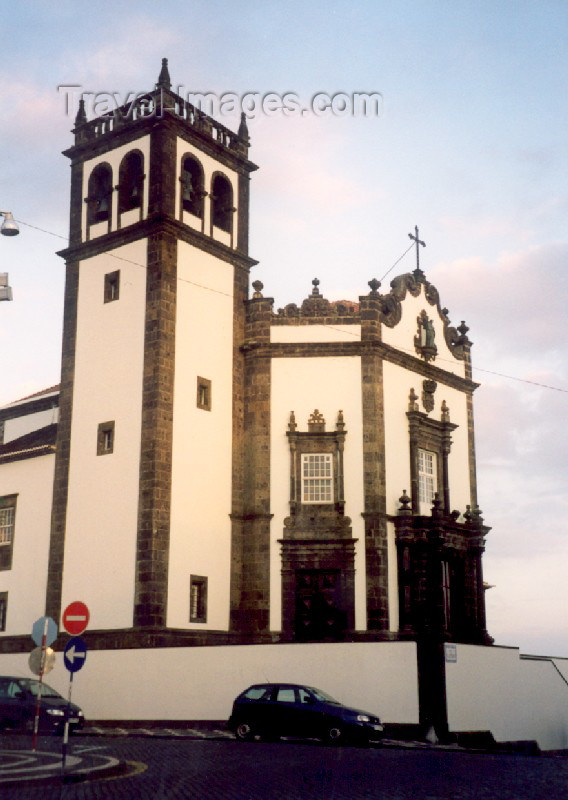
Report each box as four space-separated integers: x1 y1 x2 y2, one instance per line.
62 601 90 635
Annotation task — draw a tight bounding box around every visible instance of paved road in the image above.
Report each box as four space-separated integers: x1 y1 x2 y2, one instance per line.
2 736 567 799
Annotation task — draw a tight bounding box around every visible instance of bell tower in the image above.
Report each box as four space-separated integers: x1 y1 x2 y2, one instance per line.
46 60 257 639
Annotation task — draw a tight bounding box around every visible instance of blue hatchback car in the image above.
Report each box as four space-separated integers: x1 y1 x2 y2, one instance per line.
0 676 84 734
228 683 383 745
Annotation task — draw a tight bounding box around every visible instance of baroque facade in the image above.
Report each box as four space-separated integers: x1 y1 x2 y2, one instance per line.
0 61 492 658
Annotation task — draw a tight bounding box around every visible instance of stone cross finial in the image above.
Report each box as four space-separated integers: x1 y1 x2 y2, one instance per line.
408 225 426 281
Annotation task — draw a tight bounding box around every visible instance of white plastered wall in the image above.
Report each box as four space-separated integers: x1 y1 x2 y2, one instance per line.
81 135 151 241
270 355 366 631
446 644 568 751
176 138 238 249
168 240 234 630
0 454 54 635
0 641 419 725
62 240 147 630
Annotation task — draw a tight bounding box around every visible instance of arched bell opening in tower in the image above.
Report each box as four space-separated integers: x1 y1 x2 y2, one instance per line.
118 150 145 214
87 163 113 224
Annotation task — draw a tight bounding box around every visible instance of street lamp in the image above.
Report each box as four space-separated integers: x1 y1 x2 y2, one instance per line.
0 211 19 237
0 210 18 301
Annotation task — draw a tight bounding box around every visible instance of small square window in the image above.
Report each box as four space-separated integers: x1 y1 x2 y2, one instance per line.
196 377 212 411
0 592 7 631
97 421 115 455
104 270 120 303
190 575 207 623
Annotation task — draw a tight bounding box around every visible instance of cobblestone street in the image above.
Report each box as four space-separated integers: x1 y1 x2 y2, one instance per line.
2 735 567 799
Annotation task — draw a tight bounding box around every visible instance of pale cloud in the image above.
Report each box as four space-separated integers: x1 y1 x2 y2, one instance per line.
64 18 180 87
431 243 568 357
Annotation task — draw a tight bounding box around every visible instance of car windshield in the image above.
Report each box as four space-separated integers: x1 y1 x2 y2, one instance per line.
309 687 339 704
17 680 61 699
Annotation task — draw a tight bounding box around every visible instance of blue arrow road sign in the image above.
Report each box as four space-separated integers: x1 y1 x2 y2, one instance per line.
31 616 58 647
63 636 88 673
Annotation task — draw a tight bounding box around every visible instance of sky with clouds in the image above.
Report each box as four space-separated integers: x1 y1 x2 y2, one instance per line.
1 1 566 655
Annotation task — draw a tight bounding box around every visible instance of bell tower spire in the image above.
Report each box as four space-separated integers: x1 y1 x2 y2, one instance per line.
156 57 172 90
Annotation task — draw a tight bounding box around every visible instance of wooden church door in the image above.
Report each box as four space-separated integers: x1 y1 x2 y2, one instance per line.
294 569 345 640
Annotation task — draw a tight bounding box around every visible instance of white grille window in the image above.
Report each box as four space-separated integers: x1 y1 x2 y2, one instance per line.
0 507 15 546
418 448 437 511
302 454 333 503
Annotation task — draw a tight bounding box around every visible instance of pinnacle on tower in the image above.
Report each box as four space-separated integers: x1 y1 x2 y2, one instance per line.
156 57 172 90
238 112 249 142
74 97 87 126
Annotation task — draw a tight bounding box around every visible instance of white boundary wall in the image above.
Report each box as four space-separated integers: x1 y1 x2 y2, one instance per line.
0 641 418 725
446 644 568 751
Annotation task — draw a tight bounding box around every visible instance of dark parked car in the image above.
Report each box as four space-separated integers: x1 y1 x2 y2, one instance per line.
228 683 383 745
0 676 85 734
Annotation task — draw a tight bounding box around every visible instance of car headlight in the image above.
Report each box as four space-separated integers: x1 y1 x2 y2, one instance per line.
356 714 370 722
46 709 65 716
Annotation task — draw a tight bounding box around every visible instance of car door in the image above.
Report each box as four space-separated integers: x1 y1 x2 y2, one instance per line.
270 686 300 736
295 687 325 738
0 679 26 728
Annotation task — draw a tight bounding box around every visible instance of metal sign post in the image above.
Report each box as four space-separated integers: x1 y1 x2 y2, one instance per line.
29 616 57 752
62 636 88 770
61 603 90 775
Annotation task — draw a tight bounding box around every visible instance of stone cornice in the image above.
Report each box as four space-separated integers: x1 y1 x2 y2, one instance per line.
57 215 258 272
64 108 258 176
242 340 478 393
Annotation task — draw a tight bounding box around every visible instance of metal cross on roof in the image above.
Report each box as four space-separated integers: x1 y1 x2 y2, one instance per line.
408 225 426 279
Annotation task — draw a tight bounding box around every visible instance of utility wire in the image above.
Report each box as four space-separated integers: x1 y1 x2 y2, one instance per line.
13 218 568 394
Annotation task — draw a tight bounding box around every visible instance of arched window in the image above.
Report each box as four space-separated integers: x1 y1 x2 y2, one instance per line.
211 174 233 233
181 156 204 218
118 151 144 214
87 163 113 225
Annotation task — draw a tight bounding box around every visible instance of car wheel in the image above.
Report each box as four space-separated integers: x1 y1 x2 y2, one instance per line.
324 724 345 745
235 721 256 741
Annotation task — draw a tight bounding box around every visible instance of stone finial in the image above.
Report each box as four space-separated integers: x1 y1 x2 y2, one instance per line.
238 112 250 142
288 411 297 432
156 57 172 90
252 280 264 298
457 320 471 346
307 409 326 432
441 400 450 422
472 505 484 528
368 278 381 296
74 97 87 126
336 410 345 431
408 388 419 412
311 278 320 296
431 492 443 517
398 490 412 515
463 505 473 524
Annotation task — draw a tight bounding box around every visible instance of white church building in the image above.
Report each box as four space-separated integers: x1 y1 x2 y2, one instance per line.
1 61 567 749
